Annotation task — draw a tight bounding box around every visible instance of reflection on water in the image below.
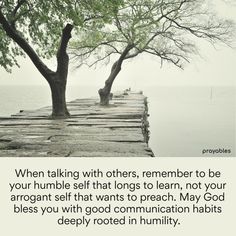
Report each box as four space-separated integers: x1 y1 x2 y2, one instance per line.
0 85 235 157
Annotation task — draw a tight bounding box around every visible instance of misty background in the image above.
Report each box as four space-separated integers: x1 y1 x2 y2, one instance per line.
0 0 235 156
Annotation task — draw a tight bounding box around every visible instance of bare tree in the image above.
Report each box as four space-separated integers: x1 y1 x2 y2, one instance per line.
70 0 234 105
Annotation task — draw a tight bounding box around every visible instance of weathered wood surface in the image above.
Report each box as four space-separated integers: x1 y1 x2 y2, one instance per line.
0 91 154 157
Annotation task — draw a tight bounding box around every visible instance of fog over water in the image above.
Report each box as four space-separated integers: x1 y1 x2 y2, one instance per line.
0 85 235 157
0 0 235 157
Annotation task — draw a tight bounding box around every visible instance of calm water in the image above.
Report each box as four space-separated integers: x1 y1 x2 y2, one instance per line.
0 85 235 157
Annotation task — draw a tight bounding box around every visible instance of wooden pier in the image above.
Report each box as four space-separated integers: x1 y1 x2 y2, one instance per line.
0 91 154 157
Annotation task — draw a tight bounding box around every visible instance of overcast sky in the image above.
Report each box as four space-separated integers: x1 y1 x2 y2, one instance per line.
0 0 236 88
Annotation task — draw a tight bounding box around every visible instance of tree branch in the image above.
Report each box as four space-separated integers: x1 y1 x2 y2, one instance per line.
0 9 55 81
12 0 27 17
10 0 29 28
116 43 134 69
56 24 74 79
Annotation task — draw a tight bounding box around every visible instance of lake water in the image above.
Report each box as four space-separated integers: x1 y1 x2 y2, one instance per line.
0 85 235 157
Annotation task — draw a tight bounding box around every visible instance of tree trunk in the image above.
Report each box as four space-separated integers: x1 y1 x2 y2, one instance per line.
0 10 73 119
98 44 134 105
49 78 69 118
48 24 73 119
99 61 121 105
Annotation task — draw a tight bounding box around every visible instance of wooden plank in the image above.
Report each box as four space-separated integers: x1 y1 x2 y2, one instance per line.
0 91 154 157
